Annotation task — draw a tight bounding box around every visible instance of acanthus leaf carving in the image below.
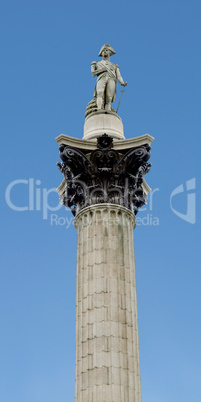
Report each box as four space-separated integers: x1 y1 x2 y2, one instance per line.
57 135 152 216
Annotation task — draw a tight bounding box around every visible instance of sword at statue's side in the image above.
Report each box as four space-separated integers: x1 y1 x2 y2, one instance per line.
116 83 127 113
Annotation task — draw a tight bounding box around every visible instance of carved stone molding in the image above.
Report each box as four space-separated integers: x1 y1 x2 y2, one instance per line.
57 134 152 216
74 203 136 231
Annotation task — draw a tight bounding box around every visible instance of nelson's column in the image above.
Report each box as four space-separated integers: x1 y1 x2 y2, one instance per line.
56 43 154 402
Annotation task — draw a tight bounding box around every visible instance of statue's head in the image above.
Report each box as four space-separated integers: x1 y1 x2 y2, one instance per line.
98 43 116 57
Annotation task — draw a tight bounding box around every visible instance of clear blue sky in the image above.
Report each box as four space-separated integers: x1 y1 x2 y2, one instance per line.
1 0 201 401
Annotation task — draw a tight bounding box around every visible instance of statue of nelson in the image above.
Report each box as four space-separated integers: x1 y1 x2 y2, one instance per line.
91 43 127 112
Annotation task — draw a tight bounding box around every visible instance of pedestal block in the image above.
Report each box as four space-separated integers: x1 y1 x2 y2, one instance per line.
74 204 141 402
83 112 125 140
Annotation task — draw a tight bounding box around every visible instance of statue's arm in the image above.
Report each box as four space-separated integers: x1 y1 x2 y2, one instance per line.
91 61 107 77
116 65 127 86
91 61 97 77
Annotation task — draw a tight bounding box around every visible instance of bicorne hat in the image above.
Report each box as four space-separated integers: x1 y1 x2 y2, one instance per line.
98 43 116 57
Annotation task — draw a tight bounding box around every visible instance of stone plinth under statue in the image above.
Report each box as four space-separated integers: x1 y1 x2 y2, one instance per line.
83 111 124 140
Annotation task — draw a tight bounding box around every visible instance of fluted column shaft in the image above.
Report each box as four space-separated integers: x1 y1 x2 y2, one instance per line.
74 204 141 402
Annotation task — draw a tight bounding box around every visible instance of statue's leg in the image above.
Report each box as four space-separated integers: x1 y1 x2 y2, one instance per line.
96 78 106 110
105 79 115 111
97 97 103 110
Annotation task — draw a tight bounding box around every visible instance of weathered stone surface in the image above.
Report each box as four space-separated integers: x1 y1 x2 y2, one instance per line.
55 132 154 149
83 112 124 140
91 43 127 113
74 204 141 402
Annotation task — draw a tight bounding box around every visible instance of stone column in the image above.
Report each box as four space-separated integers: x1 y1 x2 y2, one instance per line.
56 130 153 402
74 204 141 402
